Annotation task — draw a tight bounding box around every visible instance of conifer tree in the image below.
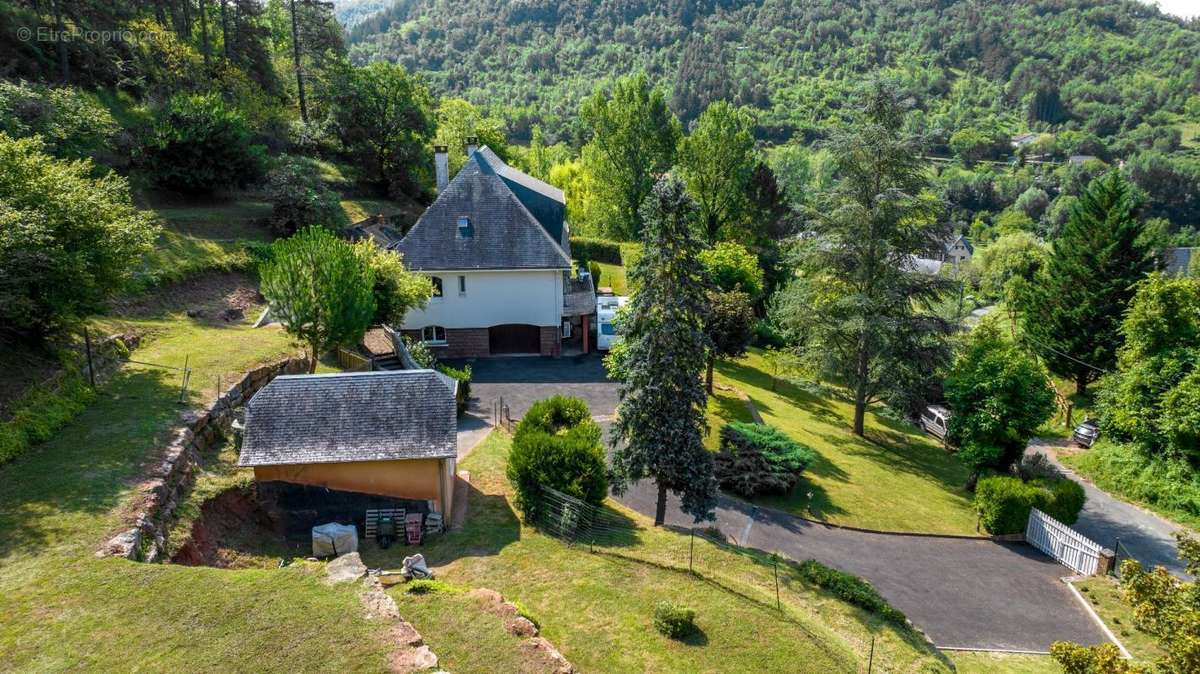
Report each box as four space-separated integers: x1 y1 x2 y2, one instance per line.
1019 171 1158 395
610 177 717 526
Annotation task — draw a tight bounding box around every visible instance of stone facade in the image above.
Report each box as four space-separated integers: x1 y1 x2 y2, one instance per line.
539 326 561 357
98 356 310 562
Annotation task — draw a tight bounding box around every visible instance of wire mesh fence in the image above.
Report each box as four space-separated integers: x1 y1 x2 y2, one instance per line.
528 484 890 673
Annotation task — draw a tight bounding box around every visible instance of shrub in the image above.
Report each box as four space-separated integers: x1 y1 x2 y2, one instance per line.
587 261 602 289
0 80 117 160
506 396 608 514
436 363 471 416
653 601 697 639
570 237 622 264
139 93 266 194
794 559 907 625
714 422 817 497
1069 441 1200 525
0 373 96 466
405 579 459 595
264 156 346 236
974 475 1086 534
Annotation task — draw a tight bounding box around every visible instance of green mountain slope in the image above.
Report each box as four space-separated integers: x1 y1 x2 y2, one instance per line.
346 0 1200 154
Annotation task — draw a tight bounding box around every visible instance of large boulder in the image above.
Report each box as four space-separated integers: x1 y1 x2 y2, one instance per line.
325 552 367 584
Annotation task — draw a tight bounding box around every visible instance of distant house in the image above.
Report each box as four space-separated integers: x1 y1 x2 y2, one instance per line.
239 370 458 527
1011 133 1038 149
1165 247 1197 277
944 234 974 266
904 255 946 276
393 141 595 357
1068 155 1100 165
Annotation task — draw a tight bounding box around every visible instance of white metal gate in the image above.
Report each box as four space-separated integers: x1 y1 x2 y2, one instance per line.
1025 508 1102 575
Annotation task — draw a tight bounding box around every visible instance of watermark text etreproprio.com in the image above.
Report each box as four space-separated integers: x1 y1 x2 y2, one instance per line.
16 26 168 45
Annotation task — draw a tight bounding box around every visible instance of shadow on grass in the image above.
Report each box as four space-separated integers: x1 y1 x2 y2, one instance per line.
0 367 182 561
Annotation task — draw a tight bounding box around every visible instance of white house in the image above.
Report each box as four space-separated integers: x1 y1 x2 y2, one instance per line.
393 143 594 357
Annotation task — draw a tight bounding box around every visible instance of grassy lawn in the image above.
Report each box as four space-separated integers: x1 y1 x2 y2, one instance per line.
1060 441 1200 531
947 651 1060 673
589 260 629 294
0 305 399 672
710 350 978 535
361 432 950 674
1073 576 1165 663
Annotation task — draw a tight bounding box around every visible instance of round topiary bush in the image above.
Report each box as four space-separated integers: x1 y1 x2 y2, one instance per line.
653 601 697 639
506 396 608 515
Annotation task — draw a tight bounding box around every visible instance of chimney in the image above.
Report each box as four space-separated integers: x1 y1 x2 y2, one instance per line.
434 144 449 192
466 136 478 157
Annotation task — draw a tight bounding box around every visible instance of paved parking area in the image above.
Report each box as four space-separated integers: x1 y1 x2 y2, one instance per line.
447 354 620 457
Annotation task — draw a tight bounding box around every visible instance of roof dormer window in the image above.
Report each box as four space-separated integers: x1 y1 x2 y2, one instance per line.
457 216 473 239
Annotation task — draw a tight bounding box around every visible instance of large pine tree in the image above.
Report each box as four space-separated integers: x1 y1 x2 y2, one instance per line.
609 177 717 526
1019 171 1158 395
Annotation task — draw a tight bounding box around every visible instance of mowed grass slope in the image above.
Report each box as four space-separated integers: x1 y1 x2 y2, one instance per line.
0 309 396 672
364 432 950 674
712 350 978 535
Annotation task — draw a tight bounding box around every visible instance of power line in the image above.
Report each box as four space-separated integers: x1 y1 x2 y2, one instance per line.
1020 334 1110 374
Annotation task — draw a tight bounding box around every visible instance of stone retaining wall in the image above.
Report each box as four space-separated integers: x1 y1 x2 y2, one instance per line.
99 356 310 562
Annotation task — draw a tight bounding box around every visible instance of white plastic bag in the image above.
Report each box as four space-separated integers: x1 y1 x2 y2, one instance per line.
312 522 358 557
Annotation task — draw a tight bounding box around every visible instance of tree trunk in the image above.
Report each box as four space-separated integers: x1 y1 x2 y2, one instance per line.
654 482 668 527
1075 377 1088 397
219 0 230 61
290 0 309 123
307 343 318 373
198 0 211 68
852 346 869 436
52 0 68 83
705 354 715 395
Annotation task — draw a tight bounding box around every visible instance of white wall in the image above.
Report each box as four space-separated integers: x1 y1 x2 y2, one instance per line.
403 269 563 329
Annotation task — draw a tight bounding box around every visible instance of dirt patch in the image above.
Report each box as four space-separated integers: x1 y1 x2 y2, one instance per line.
111 271 264 323
171 485 304 568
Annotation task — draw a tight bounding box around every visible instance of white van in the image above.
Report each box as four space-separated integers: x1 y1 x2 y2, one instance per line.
595 296 627 351
919 405 952 441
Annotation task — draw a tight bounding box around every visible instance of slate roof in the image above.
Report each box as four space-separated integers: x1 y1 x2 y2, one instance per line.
238 370 457 467
393 147 571 271
1165 247 1196 277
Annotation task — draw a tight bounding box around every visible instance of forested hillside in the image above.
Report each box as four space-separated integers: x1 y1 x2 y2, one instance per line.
347 0 1200 149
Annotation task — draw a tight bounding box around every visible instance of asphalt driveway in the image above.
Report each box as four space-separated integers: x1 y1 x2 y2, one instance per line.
1028 441 1192 579
614 480 1110 651
447 354 620 457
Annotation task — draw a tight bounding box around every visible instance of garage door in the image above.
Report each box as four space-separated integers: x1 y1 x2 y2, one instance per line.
488 324 541 354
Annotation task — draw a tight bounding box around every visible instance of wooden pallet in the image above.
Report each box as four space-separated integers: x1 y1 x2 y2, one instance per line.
365 508 406 539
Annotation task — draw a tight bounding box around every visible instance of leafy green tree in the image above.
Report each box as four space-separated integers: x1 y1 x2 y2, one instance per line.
1019 171 1159 395
703 289 754 394
771 80 954 436
265 156 346 235
353 240 433 326
260 227 376 372
975 231 1049 301
1097 274 1200 459
697 241 764 297
580 73 681 240
677 101 755 242
610 177 717 526
945 323 1057 480
506 395 608 515
329 62 436 198
949 124 1007 166
0 81 117 160
0 134 158 340
139 93 267 194
434 98 511 175
1052 532 1200 674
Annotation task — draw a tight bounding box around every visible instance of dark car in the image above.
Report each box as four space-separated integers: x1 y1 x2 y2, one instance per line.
1073 419 1100 448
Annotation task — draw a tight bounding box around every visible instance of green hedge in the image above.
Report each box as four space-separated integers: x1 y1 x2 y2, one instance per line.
506 396 608 514
0 373 96 466
714 422 817 497
653 601 698 639
436 363 471 416
794 559 907 625
974 475 1086 534
570 237 622 265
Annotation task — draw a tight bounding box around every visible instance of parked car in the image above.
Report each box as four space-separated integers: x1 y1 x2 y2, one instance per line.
1073 419 1100 448
919 405 952 441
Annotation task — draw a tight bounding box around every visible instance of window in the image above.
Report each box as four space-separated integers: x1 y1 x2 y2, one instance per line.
600 323 616 336
421 326 447 344
458 274 466 295
430 276 443 299
457 216 472 239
